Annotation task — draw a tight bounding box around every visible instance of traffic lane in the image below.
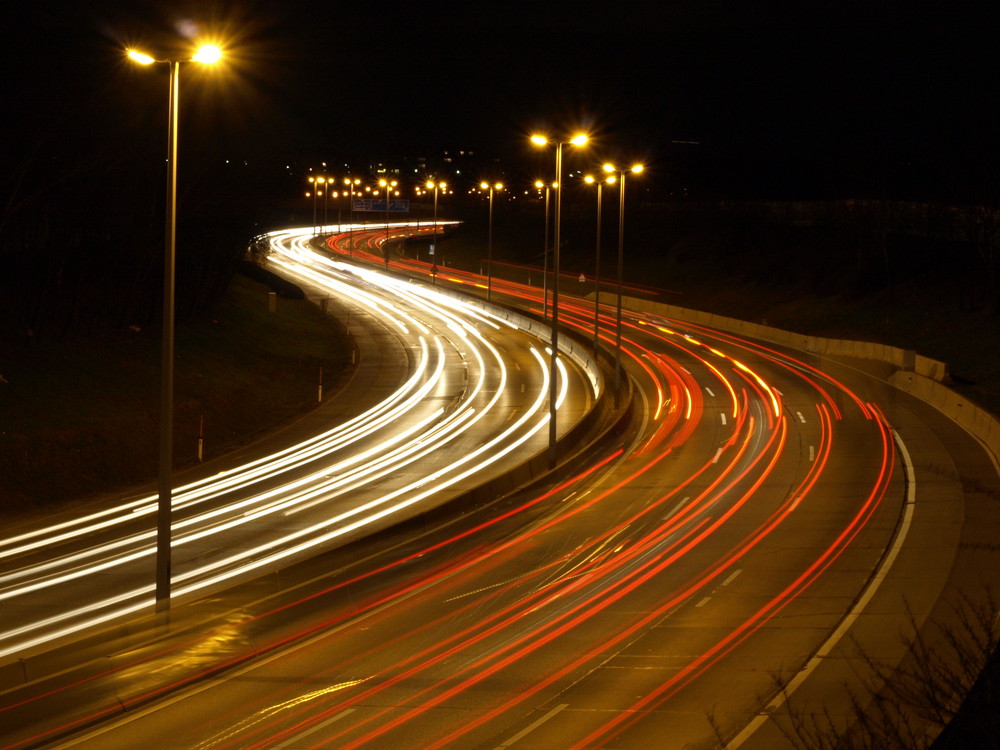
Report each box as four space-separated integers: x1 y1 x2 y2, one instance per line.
610 327 982 749
498 450 902 749
733 354 993 749
0 332 547 670
58 362 892 748
37 447 632 750
37 302 900 748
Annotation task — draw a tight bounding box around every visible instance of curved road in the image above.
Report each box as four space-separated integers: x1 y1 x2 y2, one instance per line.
0 225 593 681
1 224 997 749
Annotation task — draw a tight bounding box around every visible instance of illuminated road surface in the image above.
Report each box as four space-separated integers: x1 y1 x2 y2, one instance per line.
2 227 997 749
0 225 595 669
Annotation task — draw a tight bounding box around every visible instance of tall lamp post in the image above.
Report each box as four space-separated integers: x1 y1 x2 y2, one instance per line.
307 176 323 234
603 162 644 406
533 180 556 320
426 179 446 282
345 177 360 255
480 181 503 301
320 176 330 230
584 173 615 355
379 178 397 270
531 133 588 468
127 43 223 612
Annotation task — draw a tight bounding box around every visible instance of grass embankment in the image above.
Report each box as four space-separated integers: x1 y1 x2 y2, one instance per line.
0 273 353 516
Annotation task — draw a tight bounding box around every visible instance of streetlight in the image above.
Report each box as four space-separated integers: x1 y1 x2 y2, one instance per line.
533 179 557 320
378 178 397 270
127 42 223 612
307 176 320 232
480 181 503 301
345 177 360 255
584 172 616 355
320 176 330 230
330 188 342 228
603 162 644 406
426 179 446 282
531 132 588 468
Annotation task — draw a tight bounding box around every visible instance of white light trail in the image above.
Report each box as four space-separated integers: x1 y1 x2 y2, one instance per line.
0 225 591 661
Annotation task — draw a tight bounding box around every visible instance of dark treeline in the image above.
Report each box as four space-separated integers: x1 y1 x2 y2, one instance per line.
455 191 1000 317
634 198 1000 314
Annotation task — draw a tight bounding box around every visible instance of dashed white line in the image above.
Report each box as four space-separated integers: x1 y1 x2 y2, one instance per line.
663 497 691 520
722 568 743 586
495 704 570 748
727 428 918 748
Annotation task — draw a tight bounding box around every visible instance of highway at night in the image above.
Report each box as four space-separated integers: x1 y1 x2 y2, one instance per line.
0 224 597 741
1 224 998 749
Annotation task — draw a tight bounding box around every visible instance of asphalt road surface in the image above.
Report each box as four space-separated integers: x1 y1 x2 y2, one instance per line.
1 225 997 749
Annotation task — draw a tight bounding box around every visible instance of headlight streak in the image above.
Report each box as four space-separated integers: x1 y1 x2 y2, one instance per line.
0 335 440 563
569 408 896 748
0 337 442 597
0 226 589 663
166 346 553 601
0 453 626 750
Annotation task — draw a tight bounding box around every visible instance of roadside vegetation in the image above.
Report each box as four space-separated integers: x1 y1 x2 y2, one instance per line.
739 589 1000 749
0 271 352 515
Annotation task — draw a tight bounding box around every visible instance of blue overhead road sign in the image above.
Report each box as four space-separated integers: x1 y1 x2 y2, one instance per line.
353 199 410 212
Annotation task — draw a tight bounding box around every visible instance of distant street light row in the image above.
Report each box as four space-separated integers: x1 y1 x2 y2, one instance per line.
304 173 642 205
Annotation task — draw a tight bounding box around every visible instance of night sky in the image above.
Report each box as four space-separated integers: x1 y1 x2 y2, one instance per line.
3 0 998 200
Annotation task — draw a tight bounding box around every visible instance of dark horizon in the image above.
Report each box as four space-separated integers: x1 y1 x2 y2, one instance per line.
3 1 999 204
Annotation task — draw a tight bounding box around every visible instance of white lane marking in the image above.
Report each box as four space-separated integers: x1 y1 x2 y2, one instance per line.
796 411 807 423
713 448 724 464
727 428 918 748
721 413 728 426
273 709 357 748
705 387 716 397
663 497 691 521
808 445 815 462
696 597 711 608
722 568 742 586
495 703 570 748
